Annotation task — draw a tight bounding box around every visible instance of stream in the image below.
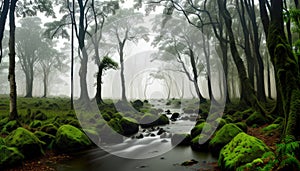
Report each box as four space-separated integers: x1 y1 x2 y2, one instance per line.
55 100 217 171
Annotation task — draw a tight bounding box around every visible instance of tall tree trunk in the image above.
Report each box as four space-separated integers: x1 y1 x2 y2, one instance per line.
25 70 33 98
70 0 75 109
189 48 206 103
119 43 127 101
42 70 47 98
267 58 272 99
0 0 9 63
260 0 300 139
95 66 103 104
218 0 259 109
8 0 18 120
245 0 266 102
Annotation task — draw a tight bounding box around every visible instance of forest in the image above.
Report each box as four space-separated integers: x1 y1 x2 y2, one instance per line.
0 0 299 170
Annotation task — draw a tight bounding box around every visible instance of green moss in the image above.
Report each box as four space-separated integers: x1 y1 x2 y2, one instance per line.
190 122 212 138
1 120 18 133
34 131 55 149
262 124 280 132
157 114 170 125
0 145 24 167
273 117 284 124
55 125 91 153
215 118 227 130
218 132 270 171
190 134 209 151
139 113 157 128
119 117 139 136
209 124 243 157
29 120 43 128
246 112 267 126
108 118 123 134
235 122 248 132
39 124 58 135
0 137 5 146
0 117 9 128
101 113 111 121
5 127 44 158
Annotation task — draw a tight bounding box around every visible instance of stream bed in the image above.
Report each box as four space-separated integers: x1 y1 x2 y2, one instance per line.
55 100 217 171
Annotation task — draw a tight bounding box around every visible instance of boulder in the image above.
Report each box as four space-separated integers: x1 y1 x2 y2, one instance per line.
246 112 267 126
156 114 170 125
5 127 44 158
190 134 210 151
209 124 243 156
234 122 248 132
191 122 212 138
34 131 55 149
139 113 157 128
171 133 191 146
170 113 180 120
29 120 43 129
39 124 58 135
218 132 270 171
119 117 139 136
0 145 24 167
34 112 48 121
55 125 91 153
1 120 18 134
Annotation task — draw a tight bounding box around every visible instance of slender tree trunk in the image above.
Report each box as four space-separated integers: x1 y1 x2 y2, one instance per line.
70 0 75 109
8 0 18 120
79 48 89 101
267 59 272 99
95 66 103 104
0 0 9 63
25 70 33 98
119 43 127 101
42 71 47 98
218 0 258 109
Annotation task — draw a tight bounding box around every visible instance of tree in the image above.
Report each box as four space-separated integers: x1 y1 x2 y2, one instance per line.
152 15 206 102
259 0 300 140
16 17 44 98
37 40 68 97
95 56 118 104
102 9 149 101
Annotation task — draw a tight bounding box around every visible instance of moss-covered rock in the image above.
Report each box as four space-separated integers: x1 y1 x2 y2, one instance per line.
108 118 123 134
39 123 58 135
191 122 212 138
171 133 191 146
139 113 157 128
99 124 123 144
190 134 209 151
101 113 111 121
34 112 48 121
156 114 170 125
1 120 18 133
246 112 267 126
209 124 243 157
5 127 44 158
119 117 139 136
235 122 248 132
218 132 270 171
29 120 43 129
262 124 280 132
55 125 91 153
34 131 55 149
0 145 24 167
215 118 227 130
0 117 9 128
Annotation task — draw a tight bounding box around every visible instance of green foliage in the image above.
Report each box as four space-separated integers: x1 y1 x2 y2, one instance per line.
100 56 118 71
218 133 270 171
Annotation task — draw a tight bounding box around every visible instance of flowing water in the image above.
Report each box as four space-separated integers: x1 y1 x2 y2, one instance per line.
55 100 217 171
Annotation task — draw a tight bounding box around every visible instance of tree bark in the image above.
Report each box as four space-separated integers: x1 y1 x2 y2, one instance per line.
0 0 9 63
218 0 258 109
8 0 18 120
95 66 103 104
119 42 127 101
